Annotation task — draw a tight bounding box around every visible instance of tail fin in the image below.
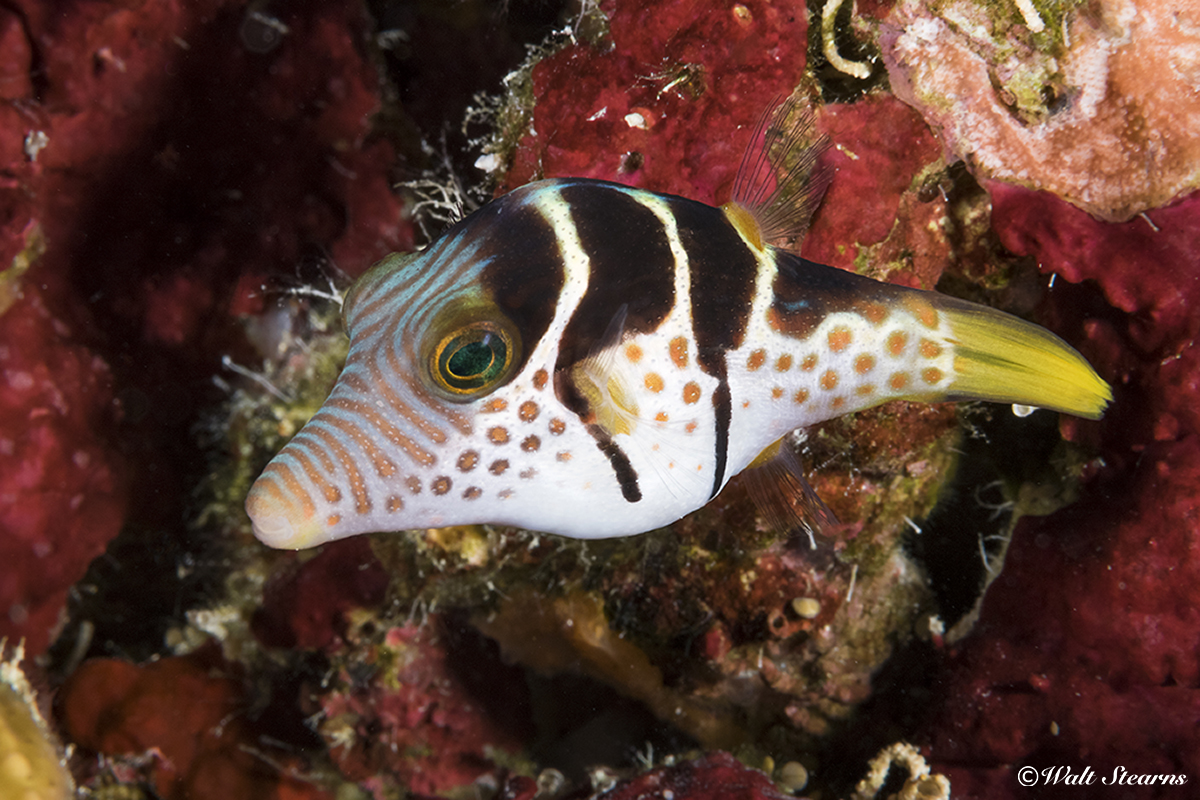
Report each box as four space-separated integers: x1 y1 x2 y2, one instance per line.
937 296 1111 420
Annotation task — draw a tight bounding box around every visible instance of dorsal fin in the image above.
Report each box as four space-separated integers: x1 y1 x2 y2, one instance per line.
722 94 833 251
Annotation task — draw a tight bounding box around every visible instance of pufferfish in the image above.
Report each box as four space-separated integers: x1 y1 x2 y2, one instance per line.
246 98 1111 549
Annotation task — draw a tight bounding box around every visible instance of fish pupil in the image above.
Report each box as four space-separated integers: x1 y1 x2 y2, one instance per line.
437 324 511 394
449 335 500 379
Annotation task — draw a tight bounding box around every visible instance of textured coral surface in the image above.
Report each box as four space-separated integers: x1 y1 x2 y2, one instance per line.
1 0 409 794
59 649 332 800
0 0 408 652
881 0 1200 221
917 184 1200 798
0 288 125 655
1 0 1197 797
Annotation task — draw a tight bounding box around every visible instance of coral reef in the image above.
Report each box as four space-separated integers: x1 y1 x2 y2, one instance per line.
316 614 528 795
499 0 810 202
0 287 126 654
879 0 1200 221
1 0 1194 797
915 183 1200 798
58 647 332 799
0 0 409 659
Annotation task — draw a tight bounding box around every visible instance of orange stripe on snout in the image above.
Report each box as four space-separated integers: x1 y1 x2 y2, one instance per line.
326 395 436 469
386 332 474 435
345 370 448 447
320 405 403 478
262 461 316 521
305 424 372 516
354 363 448 443
290 447 342 503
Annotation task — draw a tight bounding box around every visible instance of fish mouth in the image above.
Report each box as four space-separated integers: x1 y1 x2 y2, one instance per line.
245 476 323 549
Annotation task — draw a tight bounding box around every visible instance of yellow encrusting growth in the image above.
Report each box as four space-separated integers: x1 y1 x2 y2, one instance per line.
0 643 73 800
940 298 1111 419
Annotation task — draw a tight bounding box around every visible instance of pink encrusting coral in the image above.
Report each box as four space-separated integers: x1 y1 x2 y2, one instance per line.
915 183 1200 798
879 0 1200 221
0 286 126 655
800 94 948 289
318 618 529 796
0 0 410 659
502 0 812 203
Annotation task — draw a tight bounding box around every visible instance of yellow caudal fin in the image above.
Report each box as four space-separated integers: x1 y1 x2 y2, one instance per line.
939 296 1111 420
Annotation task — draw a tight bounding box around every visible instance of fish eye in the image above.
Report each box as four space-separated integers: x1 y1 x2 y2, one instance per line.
431 321 516 398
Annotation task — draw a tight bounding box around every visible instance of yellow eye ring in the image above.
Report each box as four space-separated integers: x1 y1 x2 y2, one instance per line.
430 321 517 398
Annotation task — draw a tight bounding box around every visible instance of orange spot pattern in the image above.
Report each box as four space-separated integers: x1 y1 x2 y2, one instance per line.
903 296 940 329
747 349 766 370
828 327 852 352
821 370 839 390
683 381 701 404
519 400 540 421
670 337 689 368
861 302 888 324
644 373 664 393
